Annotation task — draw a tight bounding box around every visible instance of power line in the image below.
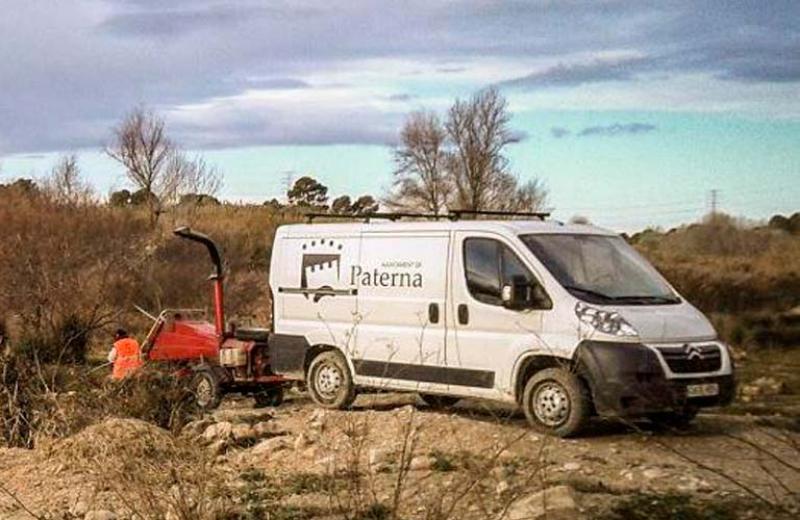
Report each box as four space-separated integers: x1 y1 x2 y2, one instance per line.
709 189 720 215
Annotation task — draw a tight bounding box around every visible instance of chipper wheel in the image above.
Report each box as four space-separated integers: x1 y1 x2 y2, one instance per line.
191 368 223 411
254 386 284 407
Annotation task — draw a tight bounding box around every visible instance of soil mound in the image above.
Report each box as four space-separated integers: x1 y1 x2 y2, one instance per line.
47 417 176 466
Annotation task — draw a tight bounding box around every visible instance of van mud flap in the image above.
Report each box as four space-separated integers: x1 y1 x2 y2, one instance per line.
268 334 311 379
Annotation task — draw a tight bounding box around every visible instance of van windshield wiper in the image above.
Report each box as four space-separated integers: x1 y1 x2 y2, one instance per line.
614 295 681 304
562 285 619 302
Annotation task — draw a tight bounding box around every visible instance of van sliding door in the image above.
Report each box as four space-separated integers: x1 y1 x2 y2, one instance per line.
352 231 450 393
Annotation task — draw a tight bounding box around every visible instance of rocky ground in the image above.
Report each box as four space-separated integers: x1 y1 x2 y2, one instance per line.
0 387 798 520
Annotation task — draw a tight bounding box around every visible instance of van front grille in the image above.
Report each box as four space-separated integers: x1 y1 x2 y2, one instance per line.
655 344 722 373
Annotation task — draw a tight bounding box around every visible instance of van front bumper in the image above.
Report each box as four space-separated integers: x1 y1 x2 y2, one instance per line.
576 340 736 417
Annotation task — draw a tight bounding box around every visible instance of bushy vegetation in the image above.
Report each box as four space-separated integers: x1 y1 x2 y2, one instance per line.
1 137 798 452
632 212 800 347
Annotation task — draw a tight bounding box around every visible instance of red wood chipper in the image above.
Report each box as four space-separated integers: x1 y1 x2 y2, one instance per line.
139 227 287 409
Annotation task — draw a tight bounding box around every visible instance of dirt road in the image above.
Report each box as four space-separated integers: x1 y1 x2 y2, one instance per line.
1 391 798 519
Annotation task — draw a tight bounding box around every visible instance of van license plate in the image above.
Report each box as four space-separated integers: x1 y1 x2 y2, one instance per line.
686 383 719 398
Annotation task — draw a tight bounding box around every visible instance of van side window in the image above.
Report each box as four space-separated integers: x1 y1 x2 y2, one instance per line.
464 238 545 308
502 247 534 286
464 238 502 305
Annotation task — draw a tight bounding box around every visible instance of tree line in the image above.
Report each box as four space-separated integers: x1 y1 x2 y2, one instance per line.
1 87 545 224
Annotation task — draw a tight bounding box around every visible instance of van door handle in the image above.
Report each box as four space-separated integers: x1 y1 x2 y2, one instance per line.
428 303 439 324
458 304 469 325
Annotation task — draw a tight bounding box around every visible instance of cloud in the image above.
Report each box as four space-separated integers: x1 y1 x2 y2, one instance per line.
387 93 415 102
244 78 310 90
165 87 404 148
0 0 798 154
500 57 650 89
436 66 467 74
578 123 657 137
550 127 571 138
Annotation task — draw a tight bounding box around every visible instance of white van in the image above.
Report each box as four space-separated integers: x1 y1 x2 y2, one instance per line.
267 218 735 436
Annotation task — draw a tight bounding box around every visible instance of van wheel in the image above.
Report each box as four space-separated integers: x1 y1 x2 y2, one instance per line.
522 368 590 438
307 350 356 409
254 387 284 407
191 369 223 411
648 408 698 429
419 393 460 409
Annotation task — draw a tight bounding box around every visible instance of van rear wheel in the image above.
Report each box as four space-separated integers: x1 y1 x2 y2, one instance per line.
522 368 590 438
307 350 356 409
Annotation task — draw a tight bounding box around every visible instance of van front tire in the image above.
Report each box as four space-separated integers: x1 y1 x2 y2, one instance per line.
522 368 590 438
307 350 356 410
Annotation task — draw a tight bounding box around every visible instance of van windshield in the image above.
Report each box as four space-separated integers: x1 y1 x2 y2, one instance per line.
520 234 680 305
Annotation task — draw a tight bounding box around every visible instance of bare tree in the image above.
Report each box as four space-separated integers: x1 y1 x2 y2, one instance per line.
386 111 451 214
506 178 548 212
176 155 222 200
107 108 221 226
171 154 223 225
44 154 94 205
445 88 519 212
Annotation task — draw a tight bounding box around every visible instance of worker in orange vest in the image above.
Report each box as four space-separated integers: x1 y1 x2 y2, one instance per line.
108 328 143 380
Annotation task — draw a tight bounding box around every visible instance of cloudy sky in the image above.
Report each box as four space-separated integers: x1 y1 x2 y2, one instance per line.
1 0 798 230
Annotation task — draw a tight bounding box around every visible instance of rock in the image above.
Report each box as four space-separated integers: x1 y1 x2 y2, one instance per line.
85 511 117 520
207 439 228 456
293 433 311 450
307 409 327 427
212 408 273 424
678 474 713 493
202 421 233 442
741 377 786 399
496 480 511 495
562 462 581 472
251 436 291 455
316 455 337 471
642 467 667 480
182 418 213 437
506 485 582 520
393 405 416 416
70 501 89 517
301 446 318 459
253 421 285 438
409 455 435 471
368 448 393 470
232 424 256 442
498 449 517 463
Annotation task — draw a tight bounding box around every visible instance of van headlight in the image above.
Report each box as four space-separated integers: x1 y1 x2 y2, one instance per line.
575 302 638 337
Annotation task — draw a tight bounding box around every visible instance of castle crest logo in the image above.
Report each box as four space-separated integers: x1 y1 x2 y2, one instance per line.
300 238 343 301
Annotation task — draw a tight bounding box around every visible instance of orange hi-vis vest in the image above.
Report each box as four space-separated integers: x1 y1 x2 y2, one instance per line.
112 337 143 380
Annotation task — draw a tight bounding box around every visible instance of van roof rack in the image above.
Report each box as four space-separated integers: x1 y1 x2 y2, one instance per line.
305 212 448 223
448 209 550 220
304 209 550 223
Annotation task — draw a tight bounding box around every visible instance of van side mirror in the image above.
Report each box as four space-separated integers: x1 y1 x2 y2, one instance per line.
502 276 551 310
502 275 532 310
